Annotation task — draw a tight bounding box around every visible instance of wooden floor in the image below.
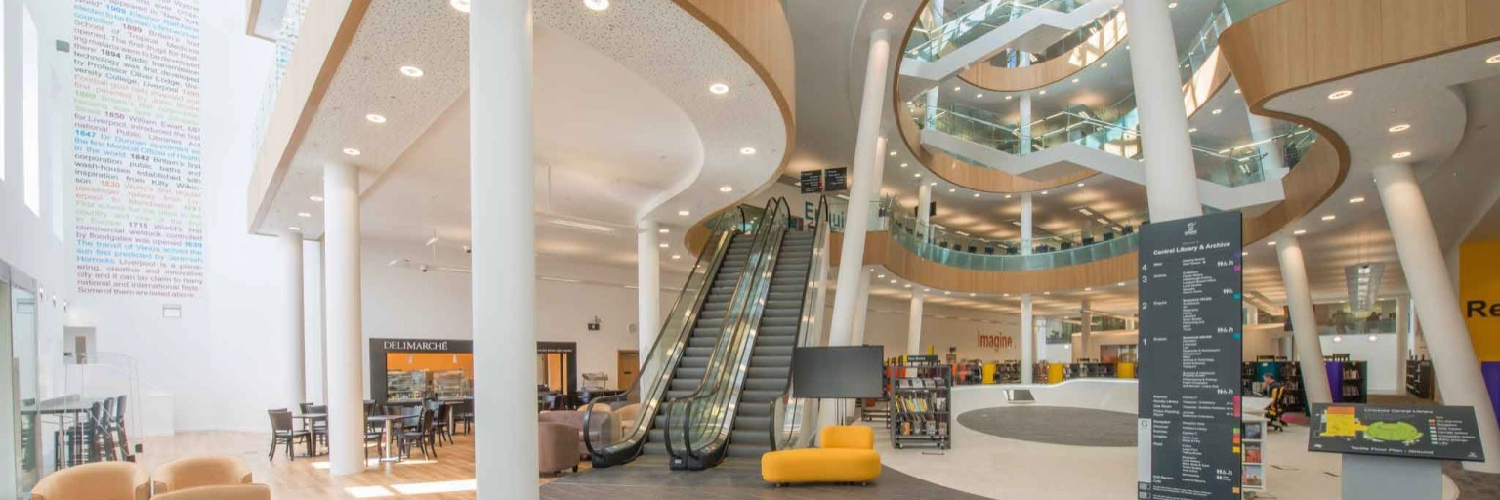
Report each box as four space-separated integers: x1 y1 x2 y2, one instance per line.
135 430 570 499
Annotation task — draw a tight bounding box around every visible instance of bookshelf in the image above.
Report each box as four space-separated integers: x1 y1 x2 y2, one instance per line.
1406 356 1434 399
889 355 951 450
1242 358 1306 414
1241 418 1268 494
1325 355 1367 404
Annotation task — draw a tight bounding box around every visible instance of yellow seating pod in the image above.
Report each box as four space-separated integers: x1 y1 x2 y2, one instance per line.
761 425 881 485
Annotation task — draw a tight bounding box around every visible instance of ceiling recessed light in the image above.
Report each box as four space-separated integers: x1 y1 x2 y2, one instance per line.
584 0 609 11
930 182 938 186
288 226 302 232
658 243 668 248
1168 2 1178 8
1040 190 1049 195
1044 291 1051 295
1321 215 1336 221
976 94 984 98
900 163 908 168
891 279 898 284
399 65 424 78
1241 251 1248 256
1349 196 1365 204
740 147 756 155
1005 95 1013 100
1072 78 1080 83
1487 54 1500 64
449 0 470 13
709 83 730 95
1084 287 1092 291
1004 194 1012 199
365 113 387 124
890 151 898 156
973 193 980 198
1293 229 1307 235
924 288 931 293
719 186 733 192
1234 88 1242 94
1118 282 1125 286
672 254 682 260
677 210 690 217
1327 90 1353 100
878 274 886 278
1188 128 1198 133
342 147 361 156
309 195 323 202
1100 62 1108 68
948 188 956 193
1211 108 1223 115
658 228 670 234
904 284 912 288
882 11 894 20
1076 183 1084 188
297 212 312 218
954 86 961 92
1388 124 1411 133
970 293 976 297
1391 151 1412 159
914 173 922 178
1039 90 1047 95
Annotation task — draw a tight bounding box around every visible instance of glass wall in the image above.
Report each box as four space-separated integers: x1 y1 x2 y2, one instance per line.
1 260 41 496
1314 299 1399 336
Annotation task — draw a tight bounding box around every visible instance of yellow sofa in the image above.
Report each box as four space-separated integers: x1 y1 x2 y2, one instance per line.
761 425 881 485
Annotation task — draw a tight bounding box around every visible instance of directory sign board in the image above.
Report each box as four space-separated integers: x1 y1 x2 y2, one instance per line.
1308 403 1486 462
799 170 823 193
824 167 849 191
1137 212 1244 500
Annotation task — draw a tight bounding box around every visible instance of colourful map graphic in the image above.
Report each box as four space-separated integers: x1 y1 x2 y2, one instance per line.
1318 405 1424 445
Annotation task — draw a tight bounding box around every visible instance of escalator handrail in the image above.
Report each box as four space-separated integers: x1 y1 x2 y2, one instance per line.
765 195 830 451
660 197 786 463
582 209 743 464
663 197 792 465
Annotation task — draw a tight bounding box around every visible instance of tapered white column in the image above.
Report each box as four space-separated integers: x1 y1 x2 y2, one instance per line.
637 220 661 359
1079 301 1092 362
1274 231 1332 404
1020 294 1034 383
1019 92 1033 153
279 230 307 409
1375 163 1500 472
917 183 933 242
907 288 925 355
850 268 873 346
322 162 364 476
1020 192 1033 254
828 29 891 349
472 0 540 495
1123 0 1202 222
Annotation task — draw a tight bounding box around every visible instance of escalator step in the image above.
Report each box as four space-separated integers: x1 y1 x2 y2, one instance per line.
744 378 787 391
757 336 796 347
747 366 789 379
741 390 782 401
750 355 791 368
761 316 800 327
684 347 713 357
759 326 798 336
738 405 772 418
752 346 794 357
730 430 772 446
686 337 718 348
733 416 772 431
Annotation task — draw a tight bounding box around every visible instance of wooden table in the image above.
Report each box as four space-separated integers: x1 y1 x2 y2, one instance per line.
292 413 326 456
367 414 419 463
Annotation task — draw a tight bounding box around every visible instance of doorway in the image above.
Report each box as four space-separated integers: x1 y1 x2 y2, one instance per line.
617 350 639 390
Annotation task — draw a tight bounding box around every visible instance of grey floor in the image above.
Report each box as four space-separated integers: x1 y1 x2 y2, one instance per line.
540 457 991 499
956 406 1138 447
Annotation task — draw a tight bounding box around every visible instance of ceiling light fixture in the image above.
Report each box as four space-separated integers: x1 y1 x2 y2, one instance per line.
550 219 614 232
1293 229 1307 235
1487 54 1500 64
1211 108 1223 115
658 243 668 248
1168 2 1179 8
1327 89 1354 100
584 0 609 11
342 147 361 156
658 228 670 233
1388 124 1411 133
914 173 922 178
878 274 887 278
1391 151 1412 159
1188 128 1198 133
310 195 323 202
297 212 312 218
890 150 898 156
288 226 301 232
1268 241 1276 246
671 254 682 260
900 163 908 167
709 83 730 95
677 210 691 217
740 147 756 155
891 279 898 284
882 11 894 20
1040 190 1049 195
1349 196 1365 204
1100 62 1108 68
954 86 961 92
1039 90 1047 95
1076 183 1084 188
973 193 980 198
976 93 984 98
399 65 424 78
1241 251 1248 256
1005 95 1013 100
719 186 733 192
449 0 470 13
1004 194 1012 199
1234 88 1242 94
365 114 387 124
948 188 956 193
1321 215 1336 221
1072 78 1080 83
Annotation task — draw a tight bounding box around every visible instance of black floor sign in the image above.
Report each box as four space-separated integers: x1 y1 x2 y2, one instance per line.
1137 212 1243 500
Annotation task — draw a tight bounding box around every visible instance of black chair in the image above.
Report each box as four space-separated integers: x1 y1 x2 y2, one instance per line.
267 409 310 461
307 404 329 454
455 400 474 435
60 402 107 466
431 403 454 446
112 395 134 462
396 410 437 460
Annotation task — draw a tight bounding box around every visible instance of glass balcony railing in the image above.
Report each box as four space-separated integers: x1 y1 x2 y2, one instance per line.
880 198 1143 271
251 0 310 158
905 0 1099 62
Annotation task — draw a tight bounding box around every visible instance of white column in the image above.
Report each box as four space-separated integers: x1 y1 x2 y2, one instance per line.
1274 231 1333 404
827 29 892 349
1019 92 1033 153
1245 305 1260 325
850 268 873 346
318 240 330 403
472 0 541 495
1020 294 1034 383
1079 301 1092 362
1020 192 1033 254
1123 0 1202 222
1375 163 1500 472
322 162 364 476
637 219 661 359
1246 111 1286 178
907 289 925 355
279 231 307 408
917 183 933 242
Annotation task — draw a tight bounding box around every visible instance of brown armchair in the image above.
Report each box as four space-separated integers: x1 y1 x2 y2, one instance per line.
615 403 641 437
152 455 254 494
539 409 613 458
539 421 581 476
153 484 271 500
31 462 151 500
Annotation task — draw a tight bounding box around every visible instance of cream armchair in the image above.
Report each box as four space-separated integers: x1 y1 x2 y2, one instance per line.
153 484 271 500
152 455 254 494
31 462 151 500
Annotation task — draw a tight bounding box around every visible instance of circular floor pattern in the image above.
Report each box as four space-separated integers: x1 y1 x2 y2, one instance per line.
957 405 1138 447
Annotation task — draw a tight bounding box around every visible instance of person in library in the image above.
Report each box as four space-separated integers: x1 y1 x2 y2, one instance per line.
7 1 1500 499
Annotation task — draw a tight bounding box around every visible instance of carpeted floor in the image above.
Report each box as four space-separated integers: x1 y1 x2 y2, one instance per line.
540 457 992 499
955 405 1138 447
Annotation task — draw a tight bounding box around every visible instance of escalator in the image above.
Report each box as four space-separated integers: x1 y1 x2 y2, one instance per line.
663 197 831 470
583 205 767 467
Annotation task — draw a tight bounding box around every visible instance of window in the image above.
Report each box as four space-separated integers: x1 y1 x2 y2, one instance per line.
22 6 39 215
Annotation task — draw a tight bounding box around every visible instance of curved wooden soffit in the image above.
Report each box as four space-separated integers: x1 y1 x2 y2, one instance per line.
673 0 798 250
1219 0 1500 244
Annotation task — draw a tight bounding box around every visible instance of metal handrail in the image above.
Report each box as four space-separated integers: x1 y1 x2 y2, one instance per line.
766 195 830 451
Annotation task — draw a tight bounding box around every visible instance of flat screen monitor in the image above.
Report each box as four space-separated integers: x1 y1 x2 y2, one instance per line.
791 346 884 399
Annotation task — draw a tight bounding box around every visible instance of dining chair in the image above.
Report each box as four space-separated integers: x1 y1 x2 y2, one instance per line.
396 410 437 460
266 409 309 461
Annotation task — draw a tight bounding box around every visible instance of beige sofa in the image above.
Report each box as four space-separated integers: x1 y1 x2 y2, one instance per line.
31 462 151 500
152 455 254 493
153 484 271 500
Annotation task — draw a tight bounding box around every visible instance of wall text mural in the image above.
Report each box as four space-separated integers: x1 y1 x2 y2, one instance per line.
71 0 204 298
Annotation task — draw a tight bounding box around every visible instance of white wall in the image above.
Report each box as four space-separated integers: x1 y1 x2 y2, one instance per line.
827 295 1023 361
